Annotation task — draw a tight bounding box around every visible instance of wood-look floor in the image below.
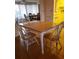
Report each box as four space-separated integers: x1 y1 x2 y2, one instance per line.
15 35 64 59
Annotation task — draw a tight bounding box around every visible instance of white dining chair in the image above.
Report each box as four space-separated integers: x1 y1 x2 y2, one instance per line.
18 25 39 52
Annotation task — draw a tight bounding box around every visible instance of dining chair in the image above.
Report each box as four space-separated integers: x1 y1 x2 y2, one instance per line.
18 25 39 52
44 22 64 51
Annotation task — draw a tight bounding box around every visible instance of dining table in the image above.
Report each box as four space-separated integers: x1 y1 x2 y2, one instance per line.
20 21 57 54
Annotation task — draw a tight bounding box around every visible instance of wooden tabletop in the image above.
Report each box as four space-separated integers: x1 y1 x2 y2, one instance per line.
23 21 55 33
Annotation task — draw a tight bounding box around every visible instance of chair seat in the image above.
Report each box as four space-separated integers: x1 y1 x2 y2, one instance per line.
44 33 58 41
24 32 36 39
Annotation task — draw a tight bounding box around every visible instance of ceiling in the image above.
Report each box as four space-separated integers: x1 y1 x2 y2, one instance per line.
15 0 39 3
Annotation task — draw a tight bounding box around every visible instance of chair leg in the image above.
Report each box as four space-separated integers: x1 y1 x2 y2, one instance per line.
26 40 29 52
25 40 29 52
20 39 25 47
50 41 53 50
56 40 58 50
34 37 39 46
58 40 62 50
56 40 62 50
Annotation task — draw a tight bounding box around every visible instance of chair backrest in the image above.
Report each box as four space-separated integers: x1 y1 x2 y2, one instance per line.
51 22 64 40
56 22 64 40
18 25 30 40
58 22 64 35
18 25 25 40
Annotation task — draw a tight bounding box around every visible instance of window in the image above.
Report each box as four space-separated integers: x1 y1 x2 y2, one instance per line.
15 4 39 20
15 4 26 19
26 4 39 15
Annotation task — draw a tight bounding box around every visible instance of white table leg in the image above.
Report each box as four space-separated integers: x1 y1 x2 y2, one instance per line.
40 33 44 54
